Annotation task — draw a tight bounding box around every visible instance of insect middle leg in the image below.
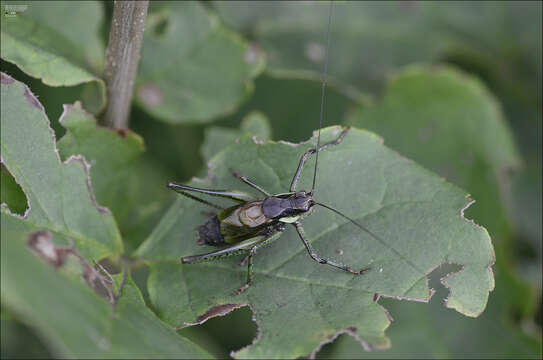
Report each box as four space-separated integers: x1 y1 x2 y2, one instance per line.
234 245 259 295
293 221 369 275
230 169 271 196
290 126 350 192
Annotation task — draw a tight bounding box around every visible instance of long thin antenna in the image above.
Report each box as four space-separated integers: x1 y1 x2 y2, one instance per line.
311 1 334 195
314 201 426 275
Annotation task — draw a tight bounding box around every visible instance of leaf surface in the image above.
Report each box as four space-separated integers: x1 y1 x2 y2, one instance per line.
135 1 265 124
1 72 121 260
0 1 106 113
0 212 212 358
55 102 170 251
137 124 494 358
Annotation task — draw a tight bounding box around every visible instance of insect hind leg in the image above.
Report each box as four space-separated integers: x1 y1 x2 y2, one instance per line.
290 126 350 192
293 221 369 275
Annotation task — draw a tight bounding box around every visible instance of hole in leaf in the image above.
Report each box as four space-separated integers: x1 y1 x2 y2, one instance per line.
0 165 27 216
177 306 257 359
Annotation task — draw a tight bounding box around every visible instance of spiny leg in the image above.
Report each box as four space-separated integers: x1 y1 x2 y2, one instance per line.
230 169 271 197
168 182 256 203
290 127 350 192
234 245 258 295
181 234 276 294
293 221 369 275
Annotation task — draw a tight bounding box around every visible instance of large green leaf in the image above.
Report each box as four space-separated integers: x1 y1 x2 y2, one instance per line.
0 212 212 358
135 1 265 124
0 1 106 113
1 72 121 260
136 125 494 358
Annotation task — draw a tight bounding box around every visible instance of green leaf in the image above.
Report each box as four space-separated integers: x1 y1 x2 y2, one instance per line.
316 266 542 359
57 102 145 200
345 65 521 245
135 1 265 124
201 110 271 161
0 1 106 113
55 102 170 251
0 212 213 358
1 72 122 260
137 125 494 358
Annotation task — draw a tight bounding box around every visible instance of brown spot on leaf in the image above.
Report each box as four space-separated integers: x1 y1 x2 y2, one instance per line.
26 232 116 304
196 303 244 323
116 129 128 138
137 83 163 107
1 72 15 84
27 230 65 267
179 303 247 329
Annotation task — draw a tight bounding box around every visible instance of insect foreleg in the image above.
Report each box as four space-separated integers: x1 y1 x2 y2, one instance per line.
290 127 350 192
230 169 272 196
293 221 369 275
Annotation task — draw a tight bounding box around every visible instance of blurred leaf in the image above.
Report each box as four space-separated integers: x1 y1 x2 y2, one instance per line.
130 106 206 183
135 1 265 124
346 65 520 244
1 317 52 359
216 71 365 143
0 1 106 113
1 72 122 260
201 110 271 160
0 213 212 358
510 164 542 287
137 126 494 357
213 1 541 98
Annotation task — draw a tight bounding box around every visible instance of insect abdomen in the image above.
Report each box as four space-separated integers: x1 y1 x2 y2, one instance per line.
197 216 225 246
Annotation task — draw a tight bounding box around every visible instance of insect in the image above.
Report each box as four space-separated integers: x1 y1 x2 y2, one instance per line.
168 2 411 294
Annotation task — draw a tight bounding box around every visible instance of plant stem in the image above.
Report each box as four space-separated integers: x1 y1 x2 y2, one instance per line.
102 0 149 129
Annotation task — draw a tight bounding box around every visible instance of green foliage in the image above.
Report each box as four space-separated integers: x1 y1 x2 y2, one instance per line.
1 212 211 358
135 1 265 124
1 1 540 359
1 73 122 260
0 1 106 113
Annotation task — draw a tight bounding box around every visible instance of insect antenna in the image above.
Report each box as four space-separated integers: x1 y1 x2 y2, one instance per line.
313 201 426 275
310 1 334 196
